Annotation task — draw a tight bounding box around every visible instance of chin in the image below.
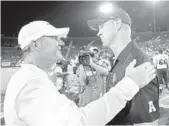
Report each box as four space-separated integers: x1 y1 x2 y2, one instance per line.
56 52 63 60
57 56 63 61
102 43 109 47
102 40 109 47
59 54 64 60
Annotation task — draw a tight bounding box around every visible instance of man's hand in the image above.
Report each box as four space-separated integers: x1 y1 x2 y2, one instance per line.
89 55 94 66
89 55 109 75
125 59 156 88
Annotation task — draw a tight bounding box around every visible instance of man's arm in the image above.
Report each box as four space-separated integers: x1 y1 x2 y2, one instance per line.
90 59 109 76
15 77 139 126
15 61 155 126
80 76 139 125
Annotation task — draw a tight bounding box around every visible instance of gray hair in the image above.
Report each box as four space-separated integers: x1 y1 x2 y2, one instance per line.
121 23 131 32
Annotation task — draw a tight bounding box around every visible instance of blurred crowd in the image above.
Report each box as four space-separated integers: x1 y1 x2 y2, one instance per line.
137 32 169 59
47 46 113 106
1 47 22 67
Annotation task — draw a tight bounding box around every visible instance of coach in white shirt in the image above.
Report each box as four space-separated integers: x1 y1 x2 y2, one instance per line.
4 21 156 126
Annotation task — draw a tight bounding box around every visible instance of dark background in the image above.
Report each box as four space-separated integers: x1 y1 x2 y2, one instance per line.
1 1 169 37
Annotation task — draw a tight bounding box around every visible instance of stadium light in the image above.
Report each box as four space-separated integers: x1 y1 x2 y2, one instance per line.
147 0 160 4
147 0 161 32
99 3 114 14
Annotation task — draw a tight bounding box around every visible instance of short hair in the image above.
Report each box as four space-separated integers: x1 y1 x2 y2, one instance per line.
22 37 43 56
21 42 32 58
120 23 131 41
121 23 131 32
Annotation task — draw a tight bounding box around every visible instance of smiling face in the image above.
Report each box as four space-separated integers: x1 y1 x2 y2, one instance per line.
34 36 65 67
93 49 99 59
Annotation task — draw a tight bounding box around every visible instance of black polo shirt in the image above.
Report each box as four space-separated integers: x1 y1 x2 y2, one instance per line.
106 41 160 125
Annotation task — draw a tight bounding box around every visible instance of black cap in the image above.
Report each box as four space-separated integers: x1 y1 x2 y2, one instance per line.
88 8 132 31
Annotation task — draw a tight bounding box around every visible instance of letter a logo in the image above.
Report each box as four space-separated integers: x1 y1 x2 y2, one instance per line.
148 101 156 113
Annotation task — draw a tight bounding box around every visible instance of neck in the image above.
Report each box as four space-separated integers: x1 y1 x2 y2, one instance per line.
109 33 130 60
23 54 49 73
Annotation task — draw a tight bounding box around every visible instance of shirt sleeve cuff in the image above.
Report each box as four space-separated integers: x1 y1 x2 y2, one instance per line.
115 76 139 101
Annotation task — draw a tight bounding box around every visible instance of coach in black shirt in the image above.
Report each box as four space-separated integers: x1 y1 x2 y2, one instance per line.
88 8 159 125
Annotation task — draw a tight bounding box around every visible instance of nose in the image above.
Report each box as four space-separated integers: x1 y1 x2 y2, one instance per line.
58 39 65 46
97 29 102 37
56 46 61 52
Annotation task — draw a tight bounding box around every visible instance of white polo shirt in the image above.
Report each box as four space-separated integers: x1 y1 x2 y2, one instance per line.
4 64 139 126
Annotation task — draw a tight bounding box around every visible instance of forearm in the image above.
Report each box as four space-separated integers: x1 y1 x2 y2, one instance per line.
90 62 108 75
79 76 139 125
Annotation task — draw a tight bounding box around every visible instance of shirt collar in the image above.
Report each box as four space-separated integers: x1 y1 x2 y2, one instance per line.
116 41 136 62
20 63 48 77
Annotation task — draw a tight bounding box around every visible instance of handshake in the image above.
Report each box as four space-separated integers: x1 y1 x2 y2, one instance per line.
125 59 156 88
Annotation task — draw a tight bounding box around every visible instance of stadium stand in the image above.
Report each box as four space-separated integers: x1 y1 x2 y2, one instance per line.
1 47 22 67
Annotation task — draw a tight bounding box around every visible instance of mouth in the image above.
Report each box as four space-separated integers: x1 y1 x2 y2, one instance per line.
57 46 62 51
100 36 104 41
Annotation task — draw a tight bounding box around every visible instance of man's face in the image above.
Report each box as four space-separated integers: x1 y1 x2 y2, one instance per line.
97 20 118 47
93 50 99 59
38 36 64 64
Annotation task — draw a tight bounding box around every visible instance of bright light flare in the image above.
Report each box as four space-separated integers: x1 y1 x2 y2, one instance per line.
146 0 160 4
99 3 114 14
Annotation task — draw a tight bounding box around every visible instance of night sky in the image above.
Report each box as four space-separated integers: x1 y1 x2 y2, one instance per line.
1 1 169 37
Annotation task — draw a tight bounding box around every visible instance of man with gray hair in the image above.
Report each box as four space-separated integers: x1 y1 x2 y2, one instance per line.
4 20 156 126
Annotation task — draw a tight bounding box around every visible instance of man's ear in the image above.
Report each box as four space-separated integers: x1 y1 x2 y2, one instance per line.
31 41 41 50
33 41 38 47
116 18 123 31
